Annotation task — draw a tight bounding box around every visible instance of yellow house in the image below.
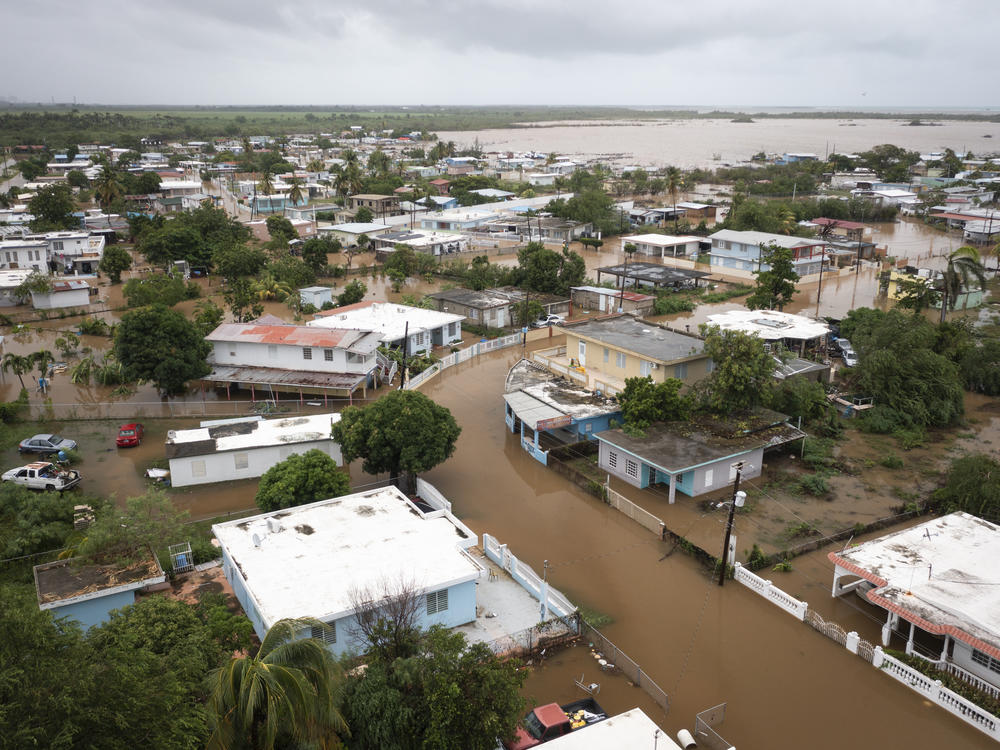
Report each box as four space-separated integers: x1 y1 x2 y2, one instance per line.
532 316 712 396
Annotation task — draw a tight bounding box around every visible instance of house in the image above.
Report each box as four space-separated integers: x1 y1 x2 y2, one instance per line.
570 285 655 316
807 217 867 243
416 195 459 211
348 193 401 217
310 301 463 355
504 359 621 464
675 202 717 222
829 512 1000 692
704 308 831 355
33 550 165 628
708 229 831 276
318 222 391 247
620 234 703 259
469 188 515 201
371 230 470 257
882 268 984 311
533 316 712 395
963 220 1000 245
428 287 569 328
212 484 484 654
428 178 451 194
420 208 501 232
159 180 204 198
0 239 49 272
524 172 558 187
544 708 679 749
596 410 805 502
595 262 710 291
0 269 32 306
484 216 593 243
27 231 106 274
166 413 342 488
203 322 383 402
30 279 90 309
299 286 333 309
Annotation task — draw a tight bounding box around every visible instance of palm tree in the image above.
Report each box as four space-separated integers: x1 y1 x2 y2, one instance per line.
253 274 293 302
939 246 988 324
206 618 346 750
32 349 54 378
287 177 305 208
93 167 123 226
990 239 1000 278
2 353 32 389
257 169 274 197
306 158 325 173
665 167 682 232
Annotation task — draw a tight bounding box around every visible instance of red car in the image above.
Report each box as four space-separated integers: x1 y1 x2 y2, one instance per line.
116 423 144 448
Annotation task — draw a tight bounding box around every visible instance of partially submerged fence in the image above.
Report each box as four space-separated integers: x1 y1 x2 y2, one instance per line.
695 703 734 750
605 486 667 539
580 621 670 717
405 332 525 391
732 563 808 621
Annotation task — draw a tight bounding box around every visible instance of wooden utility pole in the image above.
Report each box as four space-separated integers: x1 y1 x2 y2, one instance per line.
718 464 745 587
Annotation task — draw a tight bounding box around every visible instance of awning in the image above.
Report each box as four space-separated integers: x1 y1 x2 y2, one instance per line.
503 391 569 431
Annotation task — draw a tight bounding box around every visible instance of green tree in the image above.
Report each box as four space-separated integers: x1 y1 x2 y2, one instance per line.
665 166 682 231
136 223 207 268
286 176 305 206
333 390 461 493
28 184 77 231
516 242 586 296
93 167 124 215
98 244 133 283
265 215 298 244
268 253 315 288
66 169 89 188
1 352 33 390
224 277 265 322
932 454 1000 519
699 326 775 413
206 618 347 750
895 277 940 313
959 339 1000 396
301 237 334 273
77 487 188 564
122 273 189 307
255 449 351 512
617 376 690 432
337 279 367 306
939 246 987 324
113 304 210 397
511 299 544 327
0 482 77 557
745 243 800 311
214 244 269 281
193 299 225 337
355 205 374 223
256 168 274 196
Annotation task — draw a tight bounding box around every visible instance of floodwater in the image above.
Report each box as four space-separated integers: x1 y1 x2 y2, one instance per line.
412 344 991 749
436 117 1000 169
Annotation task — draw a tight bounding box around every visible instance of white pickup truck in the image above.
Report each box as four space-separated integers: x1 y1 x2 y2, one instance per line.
2 462 81 491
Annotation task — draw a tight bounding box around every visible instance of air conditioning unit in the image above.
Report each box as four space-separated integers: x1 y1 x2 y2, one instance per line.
650 363 659 369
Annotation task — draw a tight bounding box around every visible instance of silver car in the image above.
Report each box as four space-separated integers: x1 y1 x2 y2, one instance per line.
18 434 78 455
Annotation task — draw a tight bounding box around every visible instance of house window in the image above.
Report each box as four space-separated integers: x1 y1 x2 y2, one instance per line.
303 347 312 360
310 621 337 645
415 332 425 345
674 363 688 379
603 347 609 363
53 241 64 251
448 323 457 336
229 348 236 357
234 452 249 470
267 344 277 359
426 589 449 615
191 460 206 478
640 360 652 377
625 459 639 479
607 450 618 469
615 352 626 369
705 468 714 487
324 348 334 361
972 649 1000 674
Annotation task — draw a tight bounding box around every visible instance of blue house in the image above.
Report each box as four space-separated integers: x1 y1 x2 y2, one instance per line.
503 359 621 465
417 195 459 211
708 229 830 276
33 553 166 628
213 485 484 656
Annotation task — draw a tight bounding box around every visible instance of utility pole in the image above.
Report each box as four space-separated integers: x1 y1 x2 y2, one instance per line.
815 245 827 315
718 464 746 587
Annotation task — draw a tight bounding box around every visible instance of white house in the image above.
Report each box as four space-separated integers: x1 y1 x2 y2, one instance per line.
544 708 679 749
0 239 49 272
203 322 383 402
212 484 483 654
708 229 830 276
299 286 333 309
620 233 702 259
371 230 470 256
0 269 32 306
310 301 463 355
830 512 1000 692
27 231 106 274
166 413 342 488
317 222 392 247
30 279 91 309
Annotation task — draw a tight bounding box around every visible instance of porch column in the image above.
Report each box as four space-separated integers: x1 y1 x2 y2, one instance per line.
299 388 303 405
323 391 327 407
668 473 676 505
250 383 255 402
881 610 893 647
940 634 949 661
906 621 916 656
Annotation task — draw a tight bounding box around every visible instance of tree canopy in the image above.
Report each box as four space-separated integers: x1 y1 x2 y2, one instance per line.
28 184 77 231
515 242 586 296
255 449 351 512
333 390 461 493
113 304 211 397
617 376 690 432
745 243 800 311
698 326 775 413
98 244 132 283
932 454 1000 521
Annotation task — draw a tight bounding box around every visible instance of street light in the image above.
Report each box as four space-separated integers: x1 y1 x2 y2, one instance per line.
718 464 746 587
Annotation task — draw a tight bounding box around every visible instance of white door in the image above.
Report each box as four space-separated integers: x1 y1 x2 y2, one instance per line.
578 340 586 366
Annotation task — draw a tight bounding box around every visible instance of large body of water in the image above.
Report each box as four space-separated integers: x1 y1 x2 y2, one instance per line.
436 118 1000 169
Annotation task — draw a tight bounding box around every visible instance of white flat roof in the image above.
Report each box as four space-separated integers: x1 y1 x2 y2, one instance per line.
544 708 679 749
213 486 481 628
0 269 33 288
310 302 463 341
621 233 702 247
832 512 1000 654
705 308 831 341
168 412 340 453
709 229 825 248
325 222 390 234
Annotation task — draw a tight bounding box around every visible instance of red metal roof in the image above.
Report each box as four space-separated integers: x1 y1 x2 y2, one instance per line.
930 212 980 221
811 217 865 230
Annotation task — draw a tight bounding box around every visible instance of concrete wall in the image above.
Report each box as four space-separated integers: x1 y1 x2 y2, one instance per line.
222 547 268 640
31 288 90 310
565 332 712 388
211 340 373 375
169 439 340 488
51 589 137 629
599 441 763 496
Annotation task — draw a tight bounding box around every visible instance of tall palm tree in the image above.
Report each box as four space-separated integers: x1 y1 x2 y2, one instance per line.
287 177 305 207
306 158 325 173
990 239 1000 278
257 169 274 197
665 167 682 232
939 246 988 324
206 618 346 750
93 167 123 226
2 353 33 389
32 349 54 379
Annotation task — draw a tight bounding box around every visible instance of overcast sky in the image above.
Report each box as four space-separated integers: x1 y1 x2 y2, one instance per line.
5 0 998 108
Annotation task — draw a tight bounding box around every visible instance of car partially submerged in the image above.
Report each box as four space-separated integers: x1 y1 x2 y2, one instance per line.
18 434 77 455
116 423 144 448
531 314 566 328
2 462 81 491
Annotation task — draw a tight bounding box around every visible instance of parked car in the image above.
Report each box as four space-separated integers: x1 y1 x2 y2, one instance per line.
842 350 859 368
503 697 607 749
531 314 566 328
116 423 144 448
2 462 81 491
18 434 77 455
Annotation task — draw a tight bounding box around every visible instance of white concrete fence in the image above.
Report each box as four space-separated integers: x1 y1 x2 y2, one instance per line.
481 533 575 619
405 332 525 391
732 562 1000 742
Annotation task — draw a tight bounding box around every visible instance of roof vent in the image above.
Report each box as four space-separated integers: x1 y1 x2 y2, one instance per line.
252 533 262 548
267 518 283 533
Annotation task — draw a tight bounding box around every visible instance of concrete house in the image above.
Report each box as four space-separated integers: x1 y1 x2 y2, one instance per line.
371 230 470 257
596 411 804 503
830 512 1000 692
166 413 342 488
570 286 655 316
428 287 518 328
348 193 401 217
28 231 106 274
30 279 91 310
620 234 703 259
533 316 711 396
318 222 392 247
203 322 383 402
595 262 709 291
33 551 165 628
310 301 463 355
0 269 32 306
299 286 333 309
213 485 483 655
0 239 49 272
708 229 831 276
705 308 831 356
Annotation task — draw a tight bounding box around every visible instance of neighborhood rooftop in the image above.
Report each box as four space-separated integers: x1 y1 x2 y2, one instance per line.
505 360 618 424
563 316 706 362
206 323 382 353
212 486 482 630
34 554 164 609
165 413 340 459
596 262 710 285
705 308 831 341
310 301 463 340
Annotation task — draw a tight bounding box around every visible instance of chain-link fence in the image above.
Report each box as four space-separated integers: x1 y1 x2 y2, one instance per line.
580 621 669 716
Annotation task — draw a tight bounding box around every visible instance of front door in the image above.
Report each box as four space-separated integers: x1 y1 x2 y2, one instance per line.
578 340 586 367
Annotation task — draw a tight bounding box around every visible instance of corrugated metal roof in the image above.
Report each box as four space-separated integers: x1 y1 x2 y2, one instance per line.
202 365 366 391
206 323 380 353
503 391 566 430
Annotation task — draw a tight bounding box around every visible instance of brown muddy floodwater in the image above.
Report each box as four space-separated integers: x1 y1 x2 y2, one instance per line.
413 341 991 749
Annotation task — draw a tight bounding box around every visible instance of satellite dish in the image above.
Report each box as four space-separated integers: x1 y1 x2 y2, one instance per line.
252 533 262 548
